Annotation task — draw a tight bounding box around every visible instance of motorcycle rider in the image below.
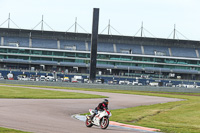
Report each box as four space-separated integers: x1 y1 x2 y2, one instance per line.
90 99 109 121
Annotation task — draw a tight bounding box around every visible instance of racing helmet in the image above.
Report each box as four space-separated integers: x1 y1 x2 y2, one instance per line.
103 99 109 105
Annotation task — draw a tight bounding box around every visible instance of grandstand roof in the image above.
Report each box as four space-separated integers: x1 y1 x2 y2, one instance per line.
0 28 200 48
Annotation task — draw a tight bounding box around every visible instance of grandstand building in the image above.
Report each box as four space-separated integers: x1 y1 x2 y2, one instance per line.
0 28 200 80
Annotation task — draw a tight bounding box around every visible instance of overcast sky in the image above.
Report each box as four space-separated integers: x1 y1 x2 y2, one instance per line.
0 0 200 41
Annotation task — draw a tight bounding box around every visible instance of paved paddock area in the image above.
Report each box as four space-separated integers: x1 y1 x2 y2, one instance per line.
0 85 182 133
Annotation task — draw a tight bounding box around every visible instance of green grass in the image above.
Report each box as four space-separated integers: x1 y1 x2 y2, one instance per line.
1 84 200 132
0 127 29 133
2 83 200 96
110 96 200 133
0 86 106 99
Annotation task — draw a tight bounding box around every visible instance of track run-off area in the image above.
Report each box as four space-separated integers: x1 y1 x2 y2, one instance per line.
0 85 182 133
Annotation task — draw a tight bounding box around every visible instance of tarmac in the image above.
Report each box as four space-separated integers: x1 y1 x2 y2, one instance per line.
0 85 182 133
73 115 160 133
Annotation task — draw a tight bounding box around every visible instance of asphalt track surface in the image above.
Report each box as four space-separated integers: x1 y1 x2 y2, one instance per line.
0 85 182 133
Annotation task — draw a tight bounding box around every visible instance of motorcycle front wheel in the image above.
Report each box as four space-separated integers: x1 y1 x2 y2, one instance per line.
100 117 109 129
85 117 93 127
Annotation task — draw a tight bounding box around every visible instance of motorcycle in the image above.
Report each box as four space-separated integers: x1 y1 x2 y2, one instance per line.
85 108 112 129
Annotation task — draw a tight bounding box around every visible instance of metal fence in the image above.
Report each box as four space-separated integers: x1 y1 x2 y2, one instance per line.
0 80 200 93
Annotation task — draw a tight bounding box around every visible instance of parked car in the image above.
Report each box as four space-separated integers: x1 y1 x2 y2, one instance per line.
17 75 30 81
119 80 125 85
30 77 36 81
46 76 55 82
125 81 132 85
56 77 63 82
176 84 187 88
40 75 46 81
95 79 104 84
63 77 70 82
0 76 4 80
7 73 14 80
149 82 159 86
36 77 40 81
84 78 89 83
166 83 173 87
71 76 83 83
108 80 118 85
119 80 131 85
138 83 143 86
186 85 196 88
132 82 139 86
21 77 30 81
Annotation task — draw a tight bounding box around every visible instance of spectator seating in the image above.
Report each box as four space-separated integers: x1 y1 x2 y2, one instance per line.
32 38 57 49
97 42 114 53
143 45 169 56
171 47 196 58
60 40 86 51
1 36 198 59
116 43 142 54
4 37 29 47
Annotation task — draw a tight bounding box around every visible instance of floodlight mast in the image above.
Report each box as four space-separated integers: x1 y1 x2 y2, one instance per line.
173 24 176 39
141 21 143 37
8 13 10 29
41 15 44 31
89 8 99 83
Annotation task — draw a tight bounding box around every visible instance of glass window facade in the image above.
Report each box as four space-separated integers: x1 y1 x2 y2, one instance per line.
0 47 200 71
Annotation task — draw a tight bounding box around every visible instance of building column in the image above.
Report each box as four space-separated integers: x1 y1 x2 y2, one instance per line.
113 44 117 53
141 45 144 54
57 40 60 49
168 48 172 56
29 38 32 48
85 42 89 51
1 36 4 46
195 49 199 58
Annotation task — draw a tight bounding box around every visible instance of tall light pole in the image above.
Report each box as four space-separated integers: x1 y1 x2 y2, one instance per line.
89 8 100 83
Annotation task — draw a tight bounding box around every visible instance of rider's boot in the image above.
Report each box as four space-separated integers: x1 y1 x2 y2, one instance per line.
90 113 96 121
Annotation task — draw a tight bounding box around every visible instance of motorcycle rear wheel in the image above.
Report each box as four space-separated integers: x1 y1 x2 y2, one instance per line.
85 117 93 127
100 117 109 129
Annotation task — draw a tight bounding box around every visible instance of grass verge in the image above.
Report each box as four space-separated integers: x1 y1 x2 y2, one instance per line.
0 86 106 99
1 84 200 133
0 127 29 133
